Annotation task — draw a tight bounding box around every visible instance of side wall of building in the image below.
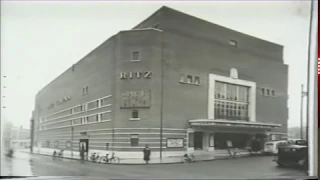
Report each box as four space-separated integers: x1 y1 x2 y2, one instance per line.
34 36 116 153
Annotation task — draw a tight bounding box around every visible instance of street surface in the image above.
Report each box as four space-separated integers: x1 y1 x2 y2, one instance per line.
1 151 307 179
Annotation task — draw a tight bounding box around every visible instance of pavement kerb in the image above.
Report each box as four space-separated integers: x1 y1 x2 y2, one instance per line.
20 150 261 165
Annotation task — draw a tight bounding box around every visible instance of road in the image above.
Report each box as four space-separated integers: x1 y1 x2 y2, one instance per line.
1 151 307 179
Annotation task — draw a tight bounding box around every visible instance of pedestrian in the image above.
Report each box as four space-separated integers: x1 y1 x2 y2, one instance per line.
52 150 57 160
80 144 85 163
143 144 151 164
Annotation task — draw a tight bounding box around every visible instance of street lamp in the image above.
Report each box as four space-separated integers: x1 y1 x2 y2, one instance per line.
71 126 74 157
300 84 308 140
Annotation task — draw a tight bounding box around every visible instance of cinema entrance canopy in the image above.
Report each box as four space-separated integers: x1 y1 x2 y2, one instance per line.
189 119 281 130
186 119 282 151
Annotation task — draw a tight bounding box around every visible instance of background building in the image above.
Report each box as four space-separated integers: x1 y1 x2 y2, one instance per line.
32 6 288 159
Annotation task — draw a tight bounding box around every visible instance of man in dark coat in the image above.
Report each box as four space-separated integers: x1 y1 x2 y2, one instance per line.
143 144 151 164
80 144 85 163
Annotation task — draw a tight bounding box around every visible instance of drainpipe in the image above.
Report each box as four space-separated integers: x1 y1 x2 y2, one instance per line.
159 30 165 161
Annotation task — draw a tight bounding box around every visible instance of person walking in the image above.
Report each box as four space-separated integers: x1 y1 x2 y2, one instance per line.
143 144 151 164
52 150 57 160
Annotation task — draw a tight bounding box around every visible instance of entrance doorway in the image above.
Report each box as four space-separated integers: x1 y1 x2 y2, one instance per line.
194 132 203 150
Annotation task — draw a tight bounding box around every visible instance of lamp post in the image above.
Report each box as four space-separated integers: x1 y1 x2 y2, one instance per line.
300 84 307 140
71 126 74 157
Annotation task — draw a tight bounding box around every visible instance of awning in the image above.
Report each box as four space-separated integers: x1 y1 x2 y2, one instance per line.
189 119 281 129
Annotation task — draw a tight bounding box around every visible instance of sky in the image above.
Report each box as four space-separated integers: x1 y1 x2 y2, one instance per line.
0 1 317 129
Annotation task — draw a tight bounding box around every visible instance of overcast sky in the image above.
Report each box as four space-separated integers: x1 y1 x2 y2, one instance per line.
0 1 316 129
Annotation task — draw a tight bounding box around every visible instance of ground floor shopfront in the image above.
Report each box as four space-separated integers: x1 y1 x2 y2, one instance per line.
32 119 284 160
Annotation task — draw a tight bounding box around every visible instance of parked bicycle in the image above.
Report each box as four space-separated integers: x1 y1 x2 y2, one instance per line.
181 153 195 163
99 152 120 164
90 152 101 163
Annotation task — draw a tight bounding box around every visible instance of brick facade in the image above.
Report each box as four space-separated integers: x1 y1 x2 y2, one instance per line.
32 6 288 159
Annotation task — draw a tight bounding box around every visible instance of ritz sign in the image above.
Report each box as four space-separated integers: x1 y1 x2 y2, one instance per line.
120 71 152 80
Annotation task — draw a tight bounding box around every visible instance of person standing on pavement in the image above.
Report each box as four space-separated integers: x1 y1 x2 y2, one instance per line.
80 144 85 163
52 150 57 160
143 144 151 164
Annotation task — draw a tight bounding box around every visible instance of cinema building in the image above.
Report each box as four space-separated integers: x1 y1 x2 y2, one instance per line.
31 6 288 159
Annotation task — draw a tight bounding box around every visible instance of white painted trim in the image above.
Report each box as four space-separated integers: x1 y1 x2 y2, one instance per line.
41 95 112 120
208 73 256 122
37 128 187 135
121 28 163 33
130 59 141 62
38 119 112 131
189 119 281 127
129 118 141 121
37 132 186 137
42 110 112 126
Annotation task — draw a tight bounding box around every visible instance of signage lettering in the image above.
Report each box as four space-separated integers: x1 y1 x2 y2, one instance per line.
56 96 71 105
120 71 152 79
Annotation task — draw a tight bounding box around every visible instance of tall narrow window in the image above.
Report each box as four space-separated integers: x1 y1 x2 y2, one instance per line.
83 86 89 95
130 134 139 146
194 76 200 85
187 75 193 84
179 74 185 83
188 133 194 147
266 89 270 96
96 114 99 122
261 88 265 95
131 51 140 61
271 90 275 96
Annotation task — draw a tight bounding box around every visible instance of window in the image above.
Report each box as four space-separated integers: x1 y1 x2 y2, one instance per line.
132 110 139 119
261 88 265 95
209 134 214 147
188 133 194 147
266 89 270 96
87 100 98 110
100 112 110 121
271 90 275 96
194 76 200 85
214 81 250 121
131 51 140 61
96 114 99 122
229 40 238 47
179 74 185 83
130 134 139 146
187 75 193 84
83 86 88 95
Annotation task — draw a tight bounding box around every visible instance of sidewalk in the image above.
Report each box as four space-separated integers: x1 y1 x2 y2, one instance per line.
20 149 254 165
1 151 33 176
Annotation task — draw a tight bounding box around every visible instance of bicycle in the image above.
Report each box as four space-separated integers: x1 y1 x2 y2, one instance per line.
90 152 101 163
99 152 120 164
181 153 195 163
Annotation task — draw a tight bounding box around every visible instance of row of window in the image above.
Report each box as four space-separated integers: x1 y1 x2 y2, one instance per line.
261 88 275 97
42 96 110 122
179 74 200 85
214 81 250 121
39 111 111 130
43 134 141 148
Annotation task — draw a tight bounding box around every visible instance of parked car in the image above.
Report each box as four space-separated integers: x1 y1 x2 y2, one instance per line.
263 140 288 155
273 140 308 169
